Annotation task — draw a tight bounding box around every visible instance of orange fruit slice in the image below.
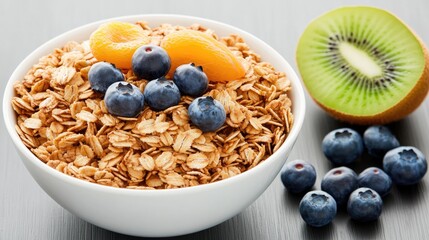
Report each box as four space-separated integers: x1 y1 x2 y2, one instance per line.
161 30 246 82
89 21 150 69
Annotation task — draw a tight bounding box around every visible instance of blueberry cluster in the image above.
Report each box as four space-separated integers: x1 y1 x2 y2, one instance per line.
280 125 427 227
88 45 226 132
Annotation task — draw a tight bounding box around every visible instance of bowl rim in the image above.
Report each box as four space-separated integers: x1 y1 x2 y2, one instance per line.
3 14 306 196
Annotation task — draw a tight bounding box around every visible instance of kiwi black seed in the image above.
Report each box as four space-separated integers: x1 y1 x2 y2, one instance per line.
296 6 429 124
324 34 397 88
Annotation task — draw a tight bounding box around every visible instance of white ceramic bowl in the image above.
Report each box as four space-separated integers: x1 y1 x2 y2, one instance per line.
3 14 306 237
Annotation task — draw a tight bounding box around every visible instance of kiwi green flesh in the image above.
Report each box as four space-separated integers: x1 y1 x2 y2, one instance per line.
297 6 426 116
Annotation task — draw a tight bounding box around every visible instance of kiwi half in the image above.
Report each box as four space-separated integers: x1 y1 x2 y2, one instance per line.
296 6 429 124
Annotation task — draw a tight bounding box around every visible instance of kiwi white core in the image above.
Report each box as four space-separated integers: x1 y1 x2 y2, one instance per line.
339 42 382 79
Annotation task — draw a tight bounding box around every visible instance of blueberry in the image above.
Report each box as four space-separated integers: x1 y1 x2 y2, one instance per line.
299 190 337 227
347 187 382 222
104 81 144 117
322 128 364 165
383 146 427 185
88 62 124 93
188 96 226 132
143 78 181 111
364 125 400 158
280 160 316 194
173 63 208 97
358 167 392 197
132 45 171 80
321 167 358 206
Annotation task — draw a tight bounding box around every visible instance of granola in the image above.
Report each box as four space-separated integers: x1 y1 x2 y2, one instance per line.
12 22 293 189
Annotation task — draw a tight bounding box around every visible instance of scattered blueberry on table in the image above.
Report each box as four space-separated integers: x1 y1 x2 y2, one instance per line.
358 167 392 197
299 190 337 227
280 160 316 194
321 166 359 206
347 187 383 222
383 146 428 185
363 125 400 159
322 128 364 165
88 62 124 93
104 81 145 117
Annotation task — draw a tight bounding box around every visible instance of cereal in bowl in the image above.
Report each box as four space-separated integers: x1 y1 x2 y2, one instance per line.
12 21 293 189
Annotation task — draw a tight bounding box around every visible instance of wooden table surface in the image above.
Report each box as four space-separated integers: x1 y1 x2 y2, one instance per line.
1 0 429 239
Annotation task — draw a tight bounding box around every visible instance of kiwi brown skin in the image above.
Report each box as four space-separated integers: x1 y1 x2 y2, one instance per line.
299 9 429 125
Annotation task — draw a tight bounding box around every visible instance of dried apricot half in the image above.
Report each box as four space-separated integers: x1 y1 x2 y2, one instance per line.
89 21 150 69
161 30 246 82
